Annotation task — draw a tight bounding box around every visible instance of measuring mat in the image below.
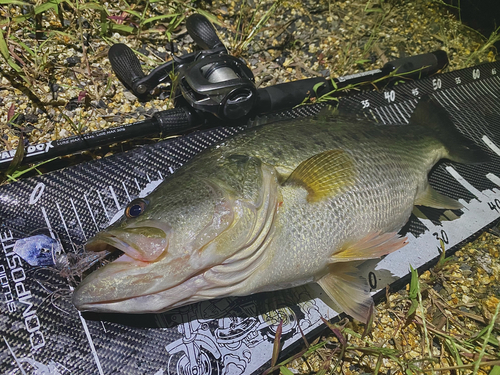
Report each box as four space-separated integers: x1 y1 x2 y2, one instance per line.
1 61 500 375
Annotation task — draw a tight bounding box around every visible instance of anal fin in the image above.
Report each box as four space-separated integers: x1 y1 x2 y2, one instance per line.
330 232 407 263
415 183 463 210
318 263 374 324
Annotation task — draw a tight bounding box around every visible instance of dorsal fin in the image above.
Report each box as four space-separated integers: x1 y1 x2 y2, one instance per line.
409 97 490 164
286 149 356 202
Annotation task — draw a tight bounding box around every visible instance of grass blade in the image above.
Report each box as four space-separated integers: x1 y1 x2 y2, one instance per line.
271 320 283 367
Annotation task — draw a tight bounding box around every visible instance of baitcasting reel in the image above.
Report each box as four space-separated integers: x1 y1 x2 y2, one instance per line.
108 14 256 120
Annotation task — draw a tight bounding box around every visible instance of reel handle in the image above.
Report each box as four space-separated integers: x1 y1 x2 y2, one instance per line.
108 43 148 97
186 14 226 51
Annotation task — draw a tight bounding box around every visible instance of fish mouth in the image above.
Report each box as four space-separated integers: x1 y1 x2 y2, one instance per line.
72 220 176 312
85 220 172 263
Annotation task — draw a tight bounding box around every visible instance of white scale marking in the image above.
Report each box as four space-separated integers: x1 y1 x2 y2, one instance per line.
487 75 500 90
450 85 470 105
41 207 55 239
56 202 76 251
158 170 163 180
482 135 500 156
394 103 409 123
96 190 110 221
445 166 485 202
108 186 120 210
70 285 104 375
3 336 27 375
379 106 395 124
477 80 498 99
373 107 386 124
442 89 481 140
399 102 411 119
468 85 499 126
84 193 99 231
462 86 478 100
482 136 500 187
70 198 86 240
382 105 398 124
134 178 141 191
121 181 131 202
168 166 174 174
486 173 500 187
367 109 378 123
483 80 500 105
403 101 416 119
146 173 151 182
435 91 459 111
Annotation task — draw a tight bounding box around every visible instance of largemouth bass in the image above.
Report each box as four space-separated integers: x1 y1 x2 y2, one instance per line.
72 97 489 323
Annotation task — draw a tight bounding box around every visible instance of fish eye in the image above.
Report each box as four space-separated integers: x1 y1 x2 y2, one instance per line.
125 199 148 218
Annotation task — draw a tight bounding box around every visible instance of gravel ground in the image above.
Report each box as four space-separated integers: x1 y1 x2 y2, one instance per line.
1 0 499 373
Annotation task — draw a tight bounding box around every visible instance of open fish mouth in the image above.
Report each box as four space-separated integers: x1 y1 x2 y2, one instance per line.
85 235 133 263
85 220 173 264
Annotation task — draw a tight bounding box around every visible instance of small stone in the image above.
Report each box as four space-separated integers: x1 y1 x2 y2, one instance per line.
66 56 81 67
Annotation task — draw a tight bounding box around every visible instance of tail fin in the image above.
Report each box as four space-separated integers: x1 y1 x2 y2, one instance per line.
409 96 491 164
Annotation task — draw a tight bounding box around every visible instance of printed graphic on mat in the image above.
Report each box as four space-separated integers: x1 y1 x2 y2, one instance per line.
2 61 500 374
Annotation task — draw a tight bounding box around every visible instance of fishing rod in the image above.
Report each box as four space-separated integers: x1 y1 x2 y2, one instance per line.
0 14 448 171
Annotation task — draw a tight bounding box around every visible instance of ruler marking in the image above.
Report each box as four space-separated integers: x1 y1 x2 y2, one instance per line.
477 80 498 99
41 207 55 239
84 193 99 232
399 101 411 120
412 207 441 232
468 84 499 126
70 198 86 241
482 135 500 156
450 85 470 107
487 75 500 90
76 307 104 375
3 337 27 375
486 173 500 187
134 178 141 191
484 80 500 108
470 81 498 110
56 202 76 251
121 181 131 202
445 166 484 202
378 106 394 124
96 191 110 221
394 103 409 123
404 101 416 119
443 88 480 140
373 107 387 124
367 109 378 123
436 91 460 111
382 106 397 124
108 186 121 211
385 105 400 124
462 85 477 100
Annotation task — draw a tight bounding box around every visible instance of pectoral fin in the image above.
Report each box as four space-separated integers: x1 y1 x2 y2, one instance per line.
318 263 374 324
286 149 356 202
330 231 407 263
415 183 463 209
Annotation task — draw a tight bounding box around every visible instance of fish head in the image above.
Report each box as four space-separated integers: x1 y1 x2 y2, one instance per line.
72 156 279 313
